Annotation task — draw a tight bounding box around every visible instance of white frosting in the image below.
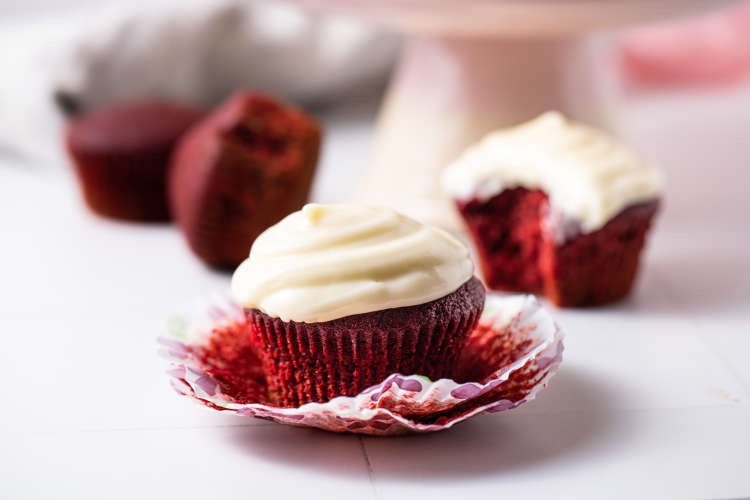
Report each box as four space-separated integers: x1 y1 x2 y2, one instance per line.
231 204 474 323
441 111 664 233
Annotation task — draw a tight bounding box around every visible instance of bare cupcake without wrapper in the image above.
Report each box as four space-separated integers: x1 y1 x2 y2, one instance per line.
159 293 563 435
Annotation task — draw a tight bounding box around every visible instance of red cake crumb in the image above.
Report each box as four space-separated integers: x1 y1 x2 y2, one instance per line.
457 188 659 307
193 321 267 404
66 101 204 221
455 320 534 383
169 91 321 269
247 277 486 408
456 188 548 294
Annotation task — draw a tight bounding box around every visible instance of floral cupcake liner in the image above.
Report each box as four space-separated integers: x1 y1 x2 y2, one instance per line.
159 293 564 435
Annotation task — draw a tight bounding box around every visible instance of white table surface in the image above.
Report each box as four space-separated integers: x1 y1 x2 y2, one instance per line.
1 85 749 500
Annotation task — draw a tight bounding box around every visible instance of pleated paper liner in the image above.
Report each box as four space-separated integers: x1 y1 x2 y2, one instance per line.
246 278 484 408
159 293 564 435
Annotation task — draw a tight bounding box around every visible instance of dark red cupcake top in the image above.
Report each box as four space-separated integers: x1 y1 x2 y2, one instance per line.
67 101 204 154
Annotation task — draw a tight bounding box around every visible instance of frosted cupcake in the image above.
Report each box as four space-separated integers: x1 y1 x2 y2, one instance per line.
231 203 485 407
442 112 663 307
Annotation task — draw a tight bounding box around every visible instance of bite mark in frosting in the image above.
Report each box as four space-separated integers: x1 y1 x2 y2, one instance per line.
441 111 664 233
231 204 474 323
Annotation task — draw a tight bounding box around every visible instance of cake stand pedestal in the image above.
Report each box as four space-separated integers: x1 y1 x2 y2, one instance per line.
292 0 729 227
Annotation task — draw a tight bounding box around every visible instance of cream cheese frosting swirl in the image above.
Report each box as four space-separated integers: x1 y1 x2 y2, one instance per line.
442 111 664 233
231 204 474 323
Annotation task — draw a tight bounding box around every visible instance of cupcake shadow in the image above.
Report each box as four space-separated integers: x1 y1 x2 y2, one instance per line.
223 367 620 479
611 251 749 316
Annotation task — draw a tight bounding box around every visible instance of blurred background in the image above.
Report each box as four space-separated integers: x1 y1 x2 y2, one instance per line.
1 0 749 205
2 0 748 269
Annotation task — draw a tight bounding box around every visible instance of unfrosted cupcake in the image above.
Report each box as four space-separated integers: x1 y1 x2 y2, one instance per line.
442 112 663 307
66 101 203 221
231 203 485 407
169 91 320 269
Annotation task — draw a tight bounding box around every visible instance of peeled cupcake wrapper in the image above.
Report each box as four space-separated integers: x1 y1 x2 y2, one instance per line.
160 293 564 435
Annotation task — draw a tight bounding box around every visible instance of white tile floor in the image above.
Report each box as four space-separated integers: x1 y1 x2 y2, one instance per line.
1 87 749 499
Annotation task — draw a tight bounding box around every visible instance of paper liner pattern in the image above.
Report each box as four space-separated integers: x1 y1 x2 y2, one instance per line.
160 293 564 435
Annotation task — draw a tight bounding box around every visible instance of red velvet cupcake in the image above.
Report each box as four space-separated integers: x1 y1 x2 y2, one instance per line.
230 204 485 407
169 91 321 269
442 112 663 307
66 101 203 221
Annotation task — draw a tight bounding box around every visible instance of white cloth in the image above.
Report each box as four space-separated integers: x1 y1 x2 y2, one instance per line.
0 0 399 162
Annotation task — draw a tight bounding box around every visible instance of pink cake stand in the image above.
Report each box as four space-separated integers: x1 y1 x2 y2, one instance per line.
293 0 732 226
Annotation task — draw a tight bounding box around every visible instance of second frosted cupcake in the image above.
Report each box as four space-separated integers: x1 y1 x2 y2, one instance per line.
231 204 485 407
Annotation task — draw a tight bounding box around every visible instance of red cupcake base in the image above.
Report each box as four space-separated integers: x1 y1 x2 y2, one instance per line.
169 92 321 269
456 187 659 307
66 101 203 222
247 277 485 407
161 293 563 435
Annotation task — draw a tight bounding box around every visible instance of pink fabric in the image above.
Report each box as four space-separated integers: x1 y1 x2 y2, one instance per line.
621 2 750 87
